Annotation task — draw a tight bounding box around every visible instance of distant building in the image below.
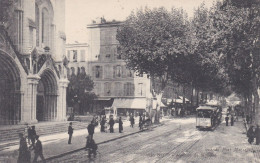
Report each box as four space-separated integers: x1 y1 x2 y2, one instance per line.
65 43 89 76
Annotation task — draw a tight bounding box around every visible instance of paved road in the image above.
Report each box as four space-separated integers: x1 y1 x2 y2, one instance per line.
49 117 259 163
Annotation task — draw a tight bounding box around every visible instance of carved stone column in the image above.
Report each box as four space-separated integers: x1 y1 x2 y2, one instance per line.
57 79 69 121
26 74 40 123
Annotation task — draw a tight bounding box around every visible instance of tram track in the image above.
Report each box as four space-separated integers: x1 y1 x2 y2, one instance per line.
50 123 183 162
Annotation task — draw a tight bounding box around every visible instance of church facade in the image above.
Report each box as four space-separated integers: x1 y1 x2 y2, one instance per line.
0 0 68 125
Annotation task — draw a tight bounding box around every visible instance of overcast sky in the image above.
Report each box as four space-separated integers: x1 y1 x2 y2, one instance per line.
65 0 217 44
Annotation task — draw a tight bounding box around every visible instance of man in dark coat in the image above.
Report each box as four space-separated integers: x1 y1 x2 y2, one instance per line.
87 121 95 139
31 126 37 146
231 116 234 126
109 117 115 133
68 122 73 144
255 125 260 145
85 136 97 158
246 115 250 124
33 135 45 163
100 116 106 132
17 133 31 163
119 117 123 133
27 126 32 145
247 126 255 144
139 115 143 130
130 116 135 128
225 116 229 126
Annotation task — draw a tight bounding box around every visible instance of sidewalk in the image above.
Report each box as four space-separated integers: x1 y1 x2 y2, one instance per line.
0 119 167 162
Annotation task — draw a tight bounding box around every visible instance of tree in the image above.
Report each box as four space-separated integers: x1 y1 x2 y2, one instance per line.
116 7 189 123
67 71 97 115
208 0 260 124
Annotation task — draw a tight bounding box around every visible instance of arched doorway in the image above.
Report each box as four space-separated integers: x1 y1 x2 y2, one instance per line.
37 69 58 121
0 52 21 125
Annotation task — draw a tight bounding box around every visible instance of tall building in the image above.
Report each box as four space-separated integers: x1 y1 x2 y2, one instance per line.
86 19 151 115
0 0 68 125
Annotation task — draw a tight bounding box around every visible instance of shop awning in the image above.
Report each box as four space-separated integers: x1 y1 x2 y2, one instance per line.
173 99 183 103
94 97 112 101
179 96 190 102
112 98 146 109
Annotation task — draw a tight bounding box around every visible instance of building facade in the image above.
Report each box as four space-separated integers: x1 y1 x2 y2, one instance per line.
86 19 151 114
0 0 68 125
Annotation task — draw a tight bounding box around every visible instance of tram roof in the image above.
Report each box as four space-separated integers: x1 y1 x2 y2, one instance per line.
196 105 218 111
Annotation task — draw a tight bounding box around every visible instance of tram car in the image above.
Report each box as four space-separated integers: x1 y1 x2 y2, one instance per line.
196 104 222 130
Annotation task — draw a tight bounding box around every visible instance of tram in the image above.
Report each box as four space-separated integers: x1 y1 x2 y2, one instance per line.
196 104 222 130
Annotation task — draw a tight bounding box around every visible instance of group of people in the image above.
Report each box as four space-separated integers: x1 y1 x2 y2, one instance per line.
225 115 235 126
18 124 45 163
99 116 124 133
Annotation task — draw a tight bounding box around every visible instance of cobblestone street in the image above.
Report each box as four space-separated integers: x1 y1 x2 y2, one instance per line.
50 116 260 163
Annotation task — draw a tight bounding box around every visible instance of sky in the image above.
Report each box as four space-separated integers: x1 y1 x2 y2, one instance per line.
65 0 217 44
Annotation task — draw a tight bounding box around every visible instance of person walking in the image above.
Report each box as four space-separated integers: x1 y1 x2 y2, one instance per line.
68 122 73 144
31 126 37 146
85 136 98 158
255 125 260 145
33 135 45 163
17 133 31 163
247 126 255 144
100 116 106 132
109 117 115 133
139 115 143 130
225 116 229 126
130 115 135 128
246 115 250 124
27 126 32 145
87 121 95 139
231 116 234 126
119 117 123 133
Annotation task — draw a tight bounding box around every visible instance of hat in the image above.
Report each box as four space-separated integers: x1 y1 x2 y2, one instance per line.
69 122 72 125
35 135 39 139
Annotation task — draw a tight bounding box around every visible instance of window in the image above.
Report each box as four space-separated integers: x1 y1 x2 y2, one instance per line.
29 27 34 48
73 50 77 62
80 50 85 62
67 50 71 61
137 83 146 96
104 82 111 96
93 66 102 79
94 83 101 96
114 82 122 96
124 82 134 96
116 66 122 77
42 8 49 46
116 46 122 60
35 4 39 46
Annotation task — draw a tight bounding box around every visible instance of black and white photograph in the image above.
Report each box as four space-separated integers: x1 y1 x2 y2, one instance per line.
0 0 259 162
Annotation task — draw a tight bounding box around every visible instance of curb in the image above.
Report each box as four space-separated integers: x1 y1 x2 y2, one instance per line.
44 123 164 162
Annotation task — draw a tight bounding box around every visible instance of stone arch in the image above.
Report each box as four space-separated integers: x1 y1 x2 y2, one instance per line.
0 51 21 125
36 68 58 121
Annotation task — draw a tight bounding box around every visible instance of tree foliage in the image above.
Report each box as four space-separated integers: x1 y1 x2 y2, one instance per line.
117 7 189 93
67 71 97 114
0 0 14 27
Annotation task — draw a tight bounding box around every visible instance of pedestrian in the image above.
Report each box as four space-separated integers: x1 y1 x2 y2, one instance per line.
23 123 29 144
100 116 106 132
31 126 37 146
247 126 255 144
85 136 98 158
246 115 250 124
139 115 143 130
108 117 115 133
17 133 31 163
225 116 229 126
130 115 135 128
231 116 234 126
255 125 260 145
32 135 45 163
27 126 32 145
68 122 73 144
87 121 95 139
119 117 123 133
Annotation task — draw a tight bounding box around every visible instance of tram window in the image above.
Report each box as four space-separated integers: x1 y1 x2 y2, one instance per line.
197 110 212 118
